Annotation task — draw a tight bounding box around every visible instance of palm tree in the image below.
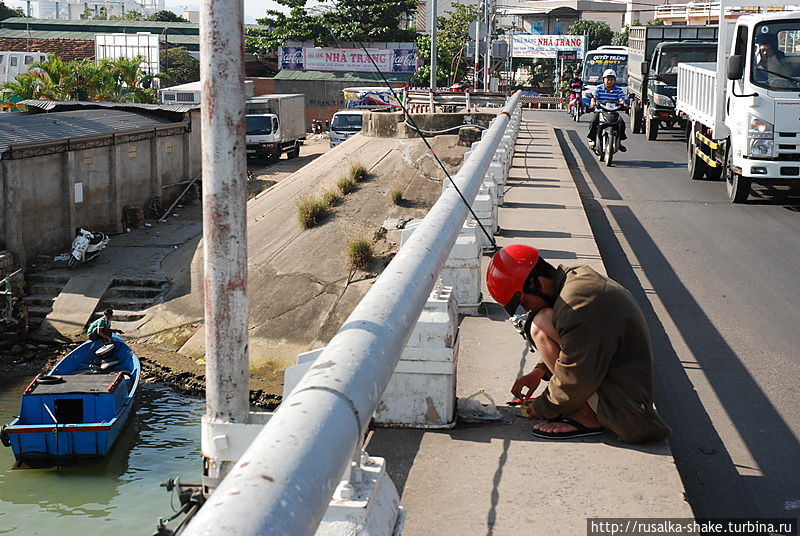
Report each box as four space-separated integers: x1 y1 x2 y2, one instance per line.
1 73 42 100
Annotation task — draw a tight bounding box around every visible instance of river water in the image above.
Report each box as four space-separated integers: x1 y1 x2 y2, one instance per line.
0 374 204 535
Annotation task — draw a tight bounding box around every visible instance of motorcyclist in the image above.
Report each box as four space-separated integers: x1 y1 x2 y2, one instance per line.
566 70 583 115
587 69 627 152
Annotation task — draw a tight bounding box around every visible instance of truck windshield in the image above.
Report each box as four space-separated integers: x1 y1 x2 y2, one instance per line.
331 114 363 132
246 116 273 135
657 47 717 85
583 53 629 85
751 22 800 91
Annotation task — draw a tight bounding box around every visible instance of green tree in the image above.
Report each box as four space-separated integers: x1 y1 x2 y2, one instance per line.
246 0 417 57
160 47 200 86
412 3 478 87
1 73 43 100
647 18 665 25
148 10 186 22
612 25 629 46
567 20 613 50
0 2 24 19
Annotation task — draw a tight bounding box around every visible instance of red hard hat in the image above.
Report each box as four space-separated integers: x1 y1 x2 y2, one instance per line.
486 244 540 315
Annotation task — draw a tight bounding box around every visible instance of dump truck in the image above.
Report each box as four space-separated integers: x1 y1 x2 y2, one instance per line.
245 94 306 161
676 1 800 202
627 25 718 140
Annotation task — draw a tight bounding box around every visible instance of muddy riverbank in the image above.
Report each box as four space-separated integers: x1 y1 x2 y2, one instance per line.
0 341 281 409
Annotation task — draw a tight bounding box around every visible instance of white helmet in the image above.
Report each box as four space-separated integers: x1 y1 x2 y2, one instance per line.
603 69 617 78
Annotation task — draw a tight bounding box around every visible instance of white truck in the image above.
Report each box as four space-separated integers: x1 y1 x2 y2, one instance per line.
246 94 306 161
677 1 800 202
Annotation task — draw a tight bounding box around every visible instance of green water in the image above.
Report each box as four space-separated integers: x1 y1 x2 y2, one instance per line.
0 374 204 535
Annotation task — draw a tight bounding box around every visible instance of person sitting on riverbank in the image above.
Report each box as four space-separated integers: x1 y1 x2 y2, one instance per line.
486 244 671 443
87 309 123 346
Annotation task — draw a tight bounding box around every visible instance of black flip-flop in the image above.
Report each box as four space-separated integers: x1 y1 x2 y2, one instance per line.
531 417 606 440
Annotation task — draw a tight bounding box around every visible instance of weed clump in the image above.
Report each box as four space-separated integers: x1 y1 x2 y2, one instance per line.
322 190 343 207
346 238 373 270
337 175 357 195
349 163 368 182
296 195 330 228
390 187 403 205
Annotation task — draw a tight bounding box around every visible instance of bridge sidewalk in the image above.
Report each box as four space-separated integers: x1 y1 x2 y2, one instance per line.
368 118 692 535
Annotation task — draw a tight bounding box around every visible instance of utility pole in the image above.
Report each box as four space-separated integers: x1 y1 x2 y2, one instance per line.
430 0 438 91
482 0 489 90
199 0 250 487
473 0 481 90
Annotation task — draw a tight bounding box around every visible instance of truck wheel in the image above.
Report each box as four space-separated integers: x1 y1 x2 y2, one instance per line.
645 107 658 140
632 104 643 134
287 142 300 159
705 163 723 181
688 133 707 180
725 150 750 203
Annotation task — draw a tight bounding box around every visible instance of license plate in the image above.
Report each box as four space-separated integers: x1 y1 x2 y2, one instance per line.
246 150 256 154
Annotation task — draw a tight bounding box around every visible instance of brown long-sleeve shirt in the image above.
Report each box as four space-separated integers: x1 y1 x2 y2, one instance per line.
531 266 671 443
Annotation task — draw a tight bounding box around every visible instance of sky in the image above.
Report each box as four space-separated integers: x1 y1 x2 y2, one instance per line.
6 1 290 24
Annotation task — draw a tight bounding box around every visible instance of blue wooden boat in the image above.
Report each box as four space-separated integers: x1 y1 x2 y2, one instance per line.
0 335 140 467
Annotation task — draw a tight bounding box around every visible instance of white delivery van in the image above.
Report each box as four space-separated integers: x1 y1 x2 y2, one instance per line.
245 93 306 161
329 110 364 148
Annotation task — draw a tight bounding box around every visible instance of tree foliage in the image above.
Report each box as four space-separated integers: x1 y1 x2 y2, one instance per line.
160 47 200 86
0 56 162 103
81 8 187 21
612 25 629 46
148 10 187 22
412 3 478 87
567 20 613 50
246 0 417 57
0 1 24 20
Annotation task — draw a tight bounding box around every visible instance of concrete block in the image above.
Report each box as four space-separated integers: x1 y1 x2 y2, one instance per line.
320 456 403 536
489 161 505 186
375 282 459 427
442 220 481 315
283 347 324 399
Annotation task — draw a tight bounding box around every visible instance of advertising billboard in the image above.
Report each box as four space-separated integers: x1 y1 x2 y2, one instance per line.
511 35 585 59
278 46 417 73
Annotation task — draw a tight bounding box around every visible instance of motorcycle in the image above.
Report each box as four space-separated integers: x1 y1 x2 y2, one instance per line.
593 101 625 167
68 228 110 269
569 89 583 122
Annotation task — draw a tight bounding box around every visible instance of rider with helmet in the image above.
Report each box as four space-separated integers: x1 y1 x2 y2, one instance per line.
566 70 583 115
486 244 670 443
588 69 627 151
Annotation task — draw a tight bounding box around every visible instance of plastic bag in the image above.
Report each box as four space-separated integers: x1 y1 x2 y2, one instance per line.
457 390 502 423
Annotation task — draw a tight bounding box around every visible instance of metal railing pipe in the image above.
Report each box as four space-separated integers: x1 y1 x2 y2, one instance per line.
199 0 250 482
183 90 522 536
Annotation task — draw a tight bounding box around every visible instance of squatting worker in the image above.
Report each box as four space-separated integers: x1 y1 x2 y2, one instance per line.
486 245 670 442
87 308 124 346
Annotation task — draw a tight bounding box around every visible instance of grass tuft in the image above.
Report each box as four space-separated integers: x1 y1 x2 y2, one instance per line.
346 238 373 270
390 187 403 205
337 175 357 195
349 163 368 182
322 190 343 207
296 195 331 228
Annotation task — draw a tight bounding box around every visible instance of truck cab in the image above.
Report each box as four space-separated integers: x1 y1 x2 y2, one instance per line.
246 113 281 159
677 5 800 202
643 42 717 138
329 110 364 148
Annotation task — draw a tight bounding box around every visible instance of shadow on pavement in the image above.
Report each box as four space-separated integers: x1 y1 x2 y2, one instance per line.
555 127 800 517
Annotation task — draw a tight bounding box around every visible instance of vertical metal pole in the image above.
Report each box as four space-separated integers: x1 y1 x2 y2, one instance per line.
430 0 438 91
473 0 481 90
483 0 491 91
199 0 250 486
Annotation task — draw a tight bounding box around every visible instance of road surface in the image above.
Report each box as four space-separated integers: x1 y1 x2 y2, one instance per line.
529 109 800 519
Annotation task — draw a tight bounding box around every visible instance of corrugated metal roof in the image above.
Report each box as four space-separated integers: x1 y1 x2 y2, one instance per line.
0 108 177 152
273 70 413 82
20 100 199 113
0 27 200 45
1 16 200 30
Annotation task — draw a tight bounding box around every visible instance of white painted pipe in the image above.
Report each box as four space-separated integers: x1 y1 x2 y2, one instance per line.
183 91 522 536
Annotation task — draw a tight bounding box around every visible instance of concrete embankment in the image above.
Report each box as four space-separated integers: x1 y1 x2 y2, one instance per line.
369 117 692 535
129 132 469 395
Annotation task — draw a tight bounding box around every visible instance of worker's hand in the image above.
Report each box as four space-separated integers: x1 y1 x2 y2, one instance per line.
522 399 538 420
511 371 542 400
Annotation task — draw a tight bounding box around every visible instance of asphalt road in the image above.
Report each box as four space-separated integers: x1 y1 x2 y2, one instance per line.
527 109 800 519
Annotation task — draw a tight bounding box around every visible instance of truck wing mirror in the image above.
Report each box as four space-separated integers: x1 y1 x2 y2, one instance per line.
727 55 744 80
640 61 648 76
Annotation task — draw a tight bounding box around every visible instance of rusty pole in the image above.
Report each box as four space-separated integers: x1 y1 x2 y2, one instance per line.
199 0 250 486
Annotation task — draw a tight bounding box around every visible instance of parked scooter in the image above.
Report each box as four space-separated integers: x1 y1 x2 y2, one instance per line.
69 228 110 269
593 101 625 167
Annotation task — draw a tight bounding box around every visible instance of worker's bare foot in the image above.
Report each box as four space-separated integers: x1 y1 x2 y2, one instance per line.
533 404 601 434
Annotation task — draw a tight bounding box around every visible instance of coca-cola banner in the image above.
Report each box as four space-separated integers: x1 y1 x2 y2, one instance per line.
278 46 417 73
